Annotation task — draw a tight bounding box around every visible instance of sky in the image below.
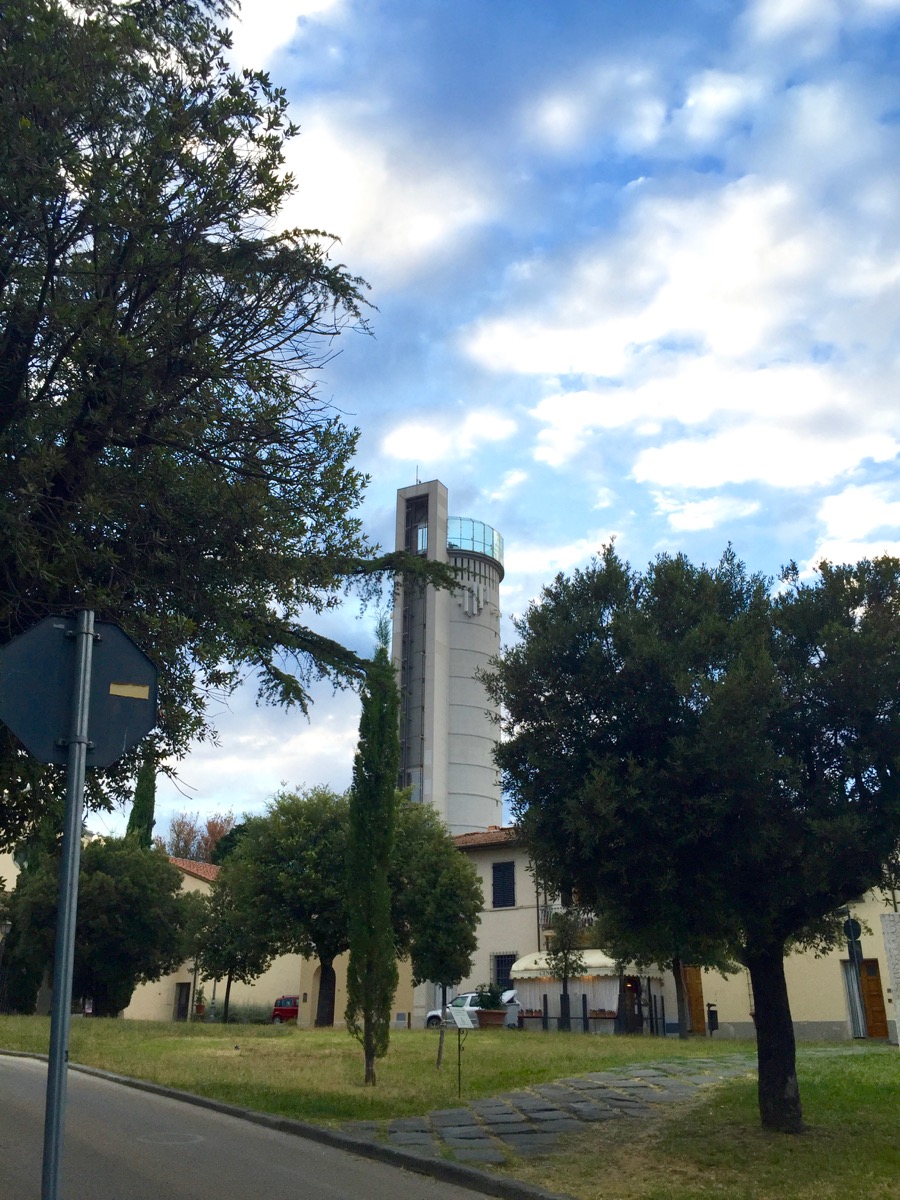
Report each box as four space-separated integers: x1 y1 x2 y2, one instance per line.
99 0 900 839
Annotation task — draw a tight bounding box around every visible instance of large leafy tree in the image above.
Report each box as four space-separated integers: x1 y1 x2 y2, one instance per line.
221 786 351 1027
487 546 900 1133
345 628 400 1085
5 838 189 1016
0 0 448 848
391 798 482 992
222 785 482 1030
191 874 273 1023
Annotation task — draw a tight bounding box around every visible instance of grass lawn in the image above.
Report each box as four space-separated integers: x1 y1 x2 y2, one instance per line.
1 1017 897 1199
505 1045 899 1200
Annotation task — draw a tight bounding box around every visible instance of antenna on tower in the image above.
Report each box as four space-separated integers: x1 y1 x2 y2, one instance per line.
415 465 420 484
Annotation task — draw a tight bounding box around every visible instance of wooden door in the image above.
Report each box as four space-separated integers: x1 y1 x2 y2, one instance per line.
683 965 706 1034
860 959 889 1038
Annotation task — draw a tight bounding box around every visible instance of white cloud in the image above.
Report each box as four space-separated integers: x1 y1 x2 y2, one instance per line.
527 63 666 156
634 426 898 489
155 699 360 822
673 70 765 145
817 483 900 540
228 0 343 71
800 535 900 575
381 410 516 462
528 360 860 470
744 0 841 47
466 176 834 380
504 531 613 578
655 495 761 531
279 112 494 286
487 469 529 502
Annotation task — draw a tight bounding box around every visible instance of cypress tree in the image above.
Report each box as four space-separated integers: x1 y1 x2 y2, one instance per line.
345 620 399 1084
126 752 156 850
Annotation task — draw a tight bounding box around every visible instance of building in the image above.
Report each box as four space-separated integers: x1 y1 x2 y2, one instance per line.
392 479 504 835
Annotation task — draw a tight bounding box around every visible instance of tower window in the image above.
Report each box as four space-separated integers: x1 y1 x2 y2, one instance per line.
492 861 516 908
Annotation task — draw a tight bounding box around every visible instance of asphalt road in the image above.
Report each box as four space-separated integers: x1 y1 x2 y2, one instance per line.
0 1056 503 1200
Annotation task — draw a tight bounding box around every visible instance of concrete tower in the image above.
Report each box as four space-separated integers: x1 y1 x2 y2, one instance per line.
392 480 504 834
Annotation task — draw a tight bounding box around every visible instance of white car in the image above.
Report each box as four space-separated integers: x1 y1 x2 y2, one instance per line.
425 990 521 1028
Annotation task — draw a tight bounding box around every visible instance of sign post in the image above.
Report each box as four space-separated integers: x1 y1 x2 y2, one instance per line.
42 609 95 1200
446 1004 475 1098
0 612 158 1200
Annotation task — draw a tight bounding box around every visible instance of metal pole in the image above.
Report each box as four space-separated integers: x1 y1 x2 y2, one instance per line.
42 610 94 1200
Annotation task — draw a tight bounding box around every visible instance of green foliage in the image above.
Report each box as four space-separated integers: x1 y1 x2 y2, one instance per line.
221 786 350 1025
191 876 272 1022
391 798 482 988
488 545 900 1129
222 784 482 1028
544 908 588 991
5 838 189 1015
345 641 400 1083
0 0 457 850
125 752 156 849
473 981 505 1008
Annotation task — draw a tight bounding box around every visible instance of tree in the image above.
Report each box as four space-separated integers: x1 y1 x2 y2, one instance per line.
125 752 157 849
221 785 482 1031
6 838 189 1015
191 875 273 1023
156 811 235 862
544 908 587 1032
391 799 482 991
487 546 900 1133
0 0 453 849
221 787 351 1026
345 627 400 1084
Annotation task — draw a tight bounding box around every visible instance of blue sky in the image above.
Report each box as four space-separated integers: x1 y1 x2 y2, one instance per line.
98 0 900 836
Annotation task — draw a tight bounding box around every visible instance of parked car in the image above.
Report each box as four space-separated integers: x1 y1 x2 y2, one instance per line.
271 995 299 1023
426 990 521 1028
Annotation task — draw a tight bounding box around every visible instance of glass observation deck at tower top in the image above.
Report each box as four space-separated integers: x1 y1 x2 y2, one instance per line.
447 516 504 572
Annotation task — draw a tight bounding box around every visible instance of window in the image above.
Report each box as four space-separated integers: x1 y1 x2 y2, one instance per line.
493 953 517 993
492 860 515 908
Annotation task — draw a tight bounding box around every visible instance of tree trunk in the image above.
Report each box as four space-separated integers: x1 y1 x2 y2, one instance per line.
364 1025 377 1085
315 960 336 1027
672 957 690 1039
559 979 571 1032
222 972 232 1024
745 939 804 1133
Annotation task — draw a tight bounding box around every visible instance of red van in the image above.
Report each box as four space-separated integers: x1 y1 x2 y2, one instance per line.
271 995 299 1023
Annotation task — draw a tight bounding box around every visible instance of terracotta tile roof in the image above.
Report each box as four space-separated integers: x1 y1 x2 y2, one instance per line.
169 857 219 882
454 825 519 850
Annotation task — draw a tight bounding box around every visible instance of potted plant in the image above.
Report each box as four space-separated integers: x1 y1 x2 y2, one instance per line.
473 982 506 1028
193 985 206 1018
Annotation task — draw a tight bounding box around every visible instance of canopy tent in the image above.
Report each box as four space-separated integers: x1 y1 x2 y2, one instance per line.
510 950 663 980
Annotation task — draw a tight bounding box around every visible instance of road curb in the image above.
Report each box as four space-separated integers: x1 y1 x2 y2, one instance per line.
0 1050 570 1200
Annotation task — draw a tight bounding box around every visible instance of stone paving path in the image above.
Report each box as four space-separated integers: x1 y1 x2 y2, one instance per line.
339 1054 758 1165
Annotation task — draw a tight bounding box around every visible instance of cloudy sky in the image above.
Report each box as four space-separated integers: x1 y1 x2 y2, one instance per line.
100 0 900 837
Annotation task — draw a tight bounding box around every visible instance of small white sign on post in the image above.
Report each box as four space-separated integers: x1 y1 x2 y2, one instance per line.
446 1006 476 1030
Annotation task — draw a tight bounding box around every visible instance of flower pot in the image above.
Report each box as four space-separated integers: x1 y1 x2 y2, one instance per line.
476 1008 506 1028
194 1003 206 1017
